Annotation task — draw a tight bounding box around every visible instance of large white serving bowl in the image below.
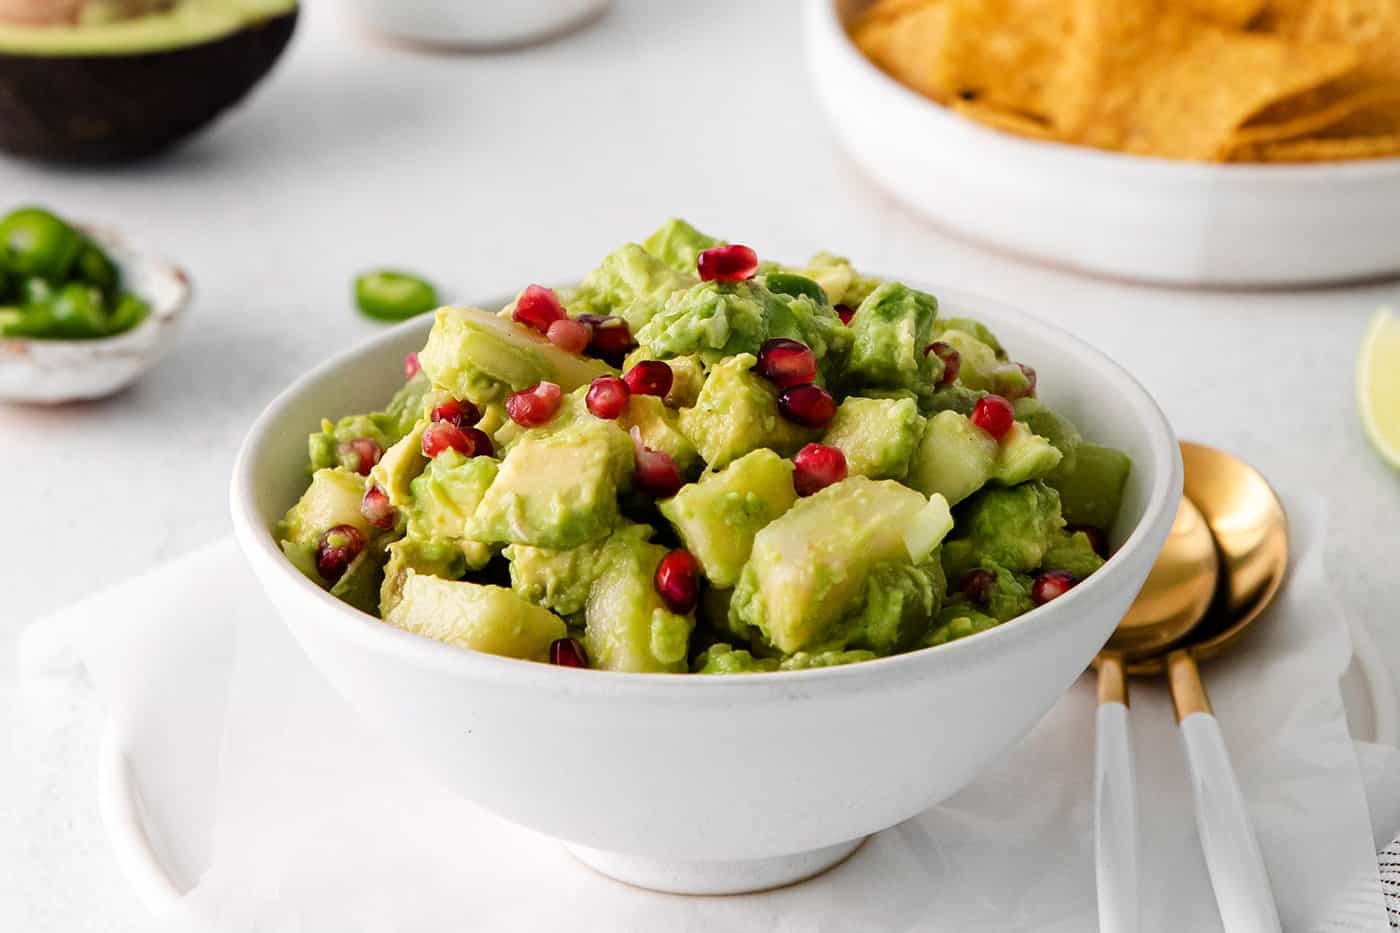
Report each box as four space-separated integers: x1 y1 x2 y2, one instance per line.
806 0 1400 287
231 286 1181 895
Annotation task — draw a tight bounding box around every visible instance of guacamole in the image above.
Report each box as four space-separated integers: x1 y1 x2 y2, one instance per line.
275 220 1132 674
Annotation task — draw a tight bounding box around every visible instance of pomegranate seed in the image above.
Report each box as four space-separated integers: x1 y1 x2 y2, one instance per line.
970 394 1015 440
792 443 847 496
513 284 565 334
959 568 996 605
1031 570 1076 605
926 341 961 387
464 428 495 458
431 398 480 428
697 244 759 282
777 383 836 428
360 485 397 529
421 422 474 458
404 352 421 380
506 381 563 427
586 375 631 419
835 303 855 325
583 315 633 360
654 549 700 614
755 338 817 389
624 360 673 397
337 437 382 476
549 637 590 668
631 427 684 498
547 318 592 354
1074 525 1109 558
315 524 366 581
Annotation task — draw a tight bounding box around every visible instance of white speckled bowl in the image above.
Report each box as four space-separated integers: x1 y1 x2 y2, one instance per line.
0 225 190 404
231 286 1181 895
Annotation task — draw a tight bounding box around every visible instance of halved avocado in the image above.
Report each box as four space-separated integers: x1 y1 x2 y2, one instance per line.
0 0 297 162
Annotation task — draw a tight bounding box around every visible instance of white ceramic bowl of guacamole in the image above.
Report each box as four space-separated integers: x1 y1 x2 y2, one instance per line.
231 285 1180 895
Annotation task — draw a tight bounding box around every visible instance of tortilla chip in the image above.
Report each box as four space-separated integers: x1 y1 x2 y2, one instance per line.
950 99 1057 141
1178 0 1265 28
1227 83 1400 151
932 0 1073 117
1254 0 1314 33
1047 0 1356 160
1248 134 1400 161
851 0 954 103
1295 0 1400 90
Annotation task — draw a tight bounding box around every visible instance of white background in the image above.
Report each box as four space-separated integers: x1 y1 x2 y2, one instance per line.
2 1 1399 928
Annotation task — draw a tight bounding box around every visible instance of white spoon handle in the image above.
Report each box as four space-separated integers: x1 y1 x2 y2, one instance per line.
1094 698 1139 933
1171 651 1281 933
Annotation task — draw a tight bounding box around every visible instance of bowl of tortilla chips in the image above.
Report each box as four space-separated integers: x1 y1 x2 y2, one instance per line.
805 0 1400 285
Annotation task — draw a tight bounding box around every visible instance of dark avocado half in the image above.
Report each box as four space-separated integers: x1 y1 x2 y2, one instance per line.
0 0 297 162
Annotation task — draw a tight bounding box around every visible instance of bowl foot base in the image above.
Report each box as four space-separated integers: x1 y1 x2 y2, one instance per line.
565 836 866 895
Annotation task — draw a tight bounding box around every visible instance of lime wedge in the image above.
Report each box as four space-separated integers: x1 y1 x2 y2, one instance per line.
1358 308 1400 470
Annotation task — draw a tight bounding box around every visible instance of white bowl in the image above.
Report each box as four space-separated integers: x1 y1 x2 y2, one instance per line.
343 0 610 49
805 0 1400 287
0 225 190 404
231 286 1181 895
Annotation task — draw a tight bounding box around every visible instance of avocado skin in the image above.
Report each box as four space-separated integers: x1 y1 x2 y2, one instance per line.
0 9 296 163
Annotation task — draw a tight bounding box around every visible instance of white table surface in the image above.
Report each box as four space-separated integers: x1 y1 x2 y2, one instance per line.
2 1 1399 929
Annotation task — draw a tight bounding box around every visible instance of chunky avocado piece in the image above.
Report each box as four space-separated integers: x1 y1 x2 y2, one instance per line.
993 421 1063 485
922 384 988 416
566 243 694 331
419 306 613 406
385 571 566 661
658 448 797 587
467 417 633 549
404 449 499 544
618 394 699 473
1013 397 1082 458
821 395 924 480
797 252 882 307
950 563 1035 623
1042 529 1106 580
309 373 429 472
505 522 653 617
924 604 1003 647
277 467 370 545
380 537 468 616
583 528 696 673
641 218 722 275
694 643 781 674
1046 443 1131 531
370 421 427 508
844 281 940 390
939 329 1030 397
941 481 1064 578
730 476 952 654
329 546 386 617
936 316 1005 359
907 410 999 505
849 558 946 653
677 352 817 469
0 0 298 163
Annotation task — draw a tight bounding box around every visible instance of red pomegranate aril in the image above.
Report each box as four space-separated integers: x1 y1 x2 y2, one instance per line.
549 637 590 669
632 427 684 498
624 360 673 397
404 352 421 380
1074 525 1110 558
927 341 961 387
586 375 631 419
587 316 634 358
959 568 997 605
792 443 847 496
421 422 474 458
461 427 495 458
777 383 836 428
315 524 366 581
654 549 700 614
970 394 1015 440
431 398 481 428
506 381 563 427
835 303 855 325
513 284 565 334
360 485 397 530
755 338 817 389
337 437 382 476
1031 571 1076 605
547 318 592 354
697 244 759 282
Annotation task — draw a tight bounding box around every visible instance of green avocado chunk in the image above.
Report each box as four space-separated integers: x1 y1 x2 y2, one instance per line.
618 394 699 473
694 643 878 673
329 546 387 616
277 467 370 546
467 417 634 549
381 537 468 616
924 605 1004 647
308 373 429 472
907 410 1000 505
1046 443 1132 531
730 476 952 655
1013 397 1082 457
385 572 566 661
678 353 817 470
405 449 499 546
658 448 797 587
941 481 1065 579
821 395 925 480
1042 529 1107 580
994 421 1063 486
844 282 940 391
641 218 722 275
936 316 1005 358
581 526 696 672
566 243 694 331
797 252 883 307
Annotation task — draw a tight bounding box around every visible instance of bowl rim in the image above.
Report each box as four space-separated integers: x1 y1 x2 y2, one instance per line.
231 283 1181 699
808 0 1400 179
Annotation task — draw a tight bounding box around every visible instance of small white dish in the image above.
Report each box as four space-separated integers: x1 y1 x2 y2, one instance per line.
805 0 1400 287
229 284 1182 895
343 0 610 50
0 225 191 404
